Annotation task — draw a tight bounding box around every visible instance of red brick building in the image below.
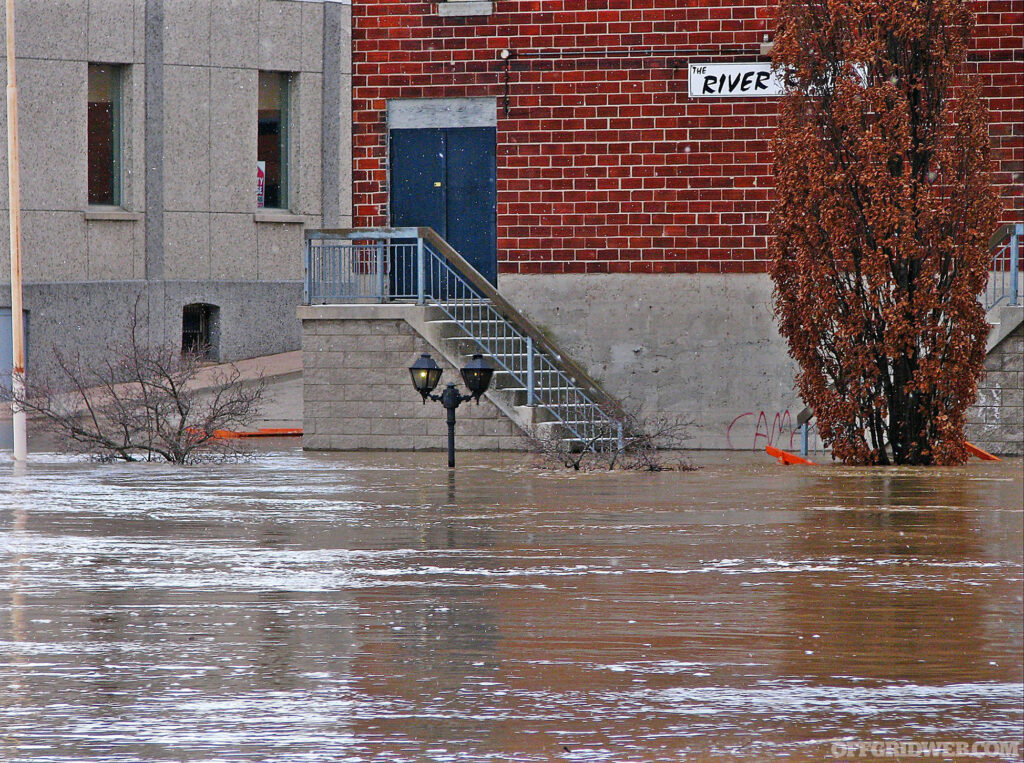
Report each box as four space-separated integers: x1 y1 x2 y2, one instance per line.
351 0 1022 276
345 0 1023 449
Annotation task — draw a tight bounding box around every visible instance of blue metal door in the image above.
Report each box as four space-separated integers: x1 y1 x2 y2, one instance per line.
390 126 497 285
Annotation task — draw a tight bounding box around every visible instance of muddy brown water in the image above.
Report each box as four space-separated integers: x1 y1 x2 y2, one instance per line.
1 448 1022 762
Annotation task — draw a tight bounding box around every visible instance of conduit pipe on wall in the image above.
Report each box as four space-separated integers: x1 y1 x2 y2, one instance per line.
496 45 771 115
510 46 763 59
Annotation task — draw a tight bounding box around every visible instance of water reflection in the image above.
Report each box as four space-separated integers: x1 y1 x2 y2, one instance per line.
0 449 1020 761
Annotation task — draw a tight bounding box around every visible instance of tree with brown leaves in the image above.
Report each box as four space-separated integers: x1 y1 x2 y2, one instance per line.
770 0 998 465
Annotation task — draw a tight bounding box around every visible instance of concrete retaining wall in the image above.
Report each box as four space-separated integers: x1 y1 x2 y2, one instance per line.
298 277 1022 455
300 306 523 451
968 320 1024 456
3 280 302 373
500 273 808 451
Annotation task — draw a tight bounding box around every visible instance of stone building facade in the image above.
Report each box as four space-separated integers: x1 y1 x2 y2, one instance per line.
0 0 352 373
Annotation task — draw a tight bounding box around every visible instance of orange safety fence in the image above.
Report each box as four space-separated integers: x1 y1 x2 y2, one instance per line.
765 444 816 466
965 441 1001 462
766 442 1000 464
188 427 303 440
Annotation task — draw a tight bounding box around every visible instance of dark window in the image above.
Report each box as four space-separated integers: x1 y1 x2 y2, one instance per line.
182 304 219 361
257 71 290 209
88 64 121 205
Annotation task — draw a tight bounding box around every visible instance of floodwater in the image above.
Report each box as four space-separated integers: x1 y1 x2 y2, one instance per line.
0 447 1022 762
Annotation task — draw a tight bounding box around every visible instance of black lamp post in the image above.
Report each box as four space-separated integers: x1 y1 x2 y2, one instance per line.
409 353 494 468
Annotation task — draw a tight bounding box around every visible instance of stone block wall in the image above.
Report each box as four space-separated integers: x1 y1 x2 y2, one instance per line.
967 322 1023 456
301 309 524 451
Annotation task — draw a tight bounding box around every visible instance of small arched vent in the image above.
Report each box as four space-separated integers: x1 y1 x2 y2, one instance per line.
181 303 220 361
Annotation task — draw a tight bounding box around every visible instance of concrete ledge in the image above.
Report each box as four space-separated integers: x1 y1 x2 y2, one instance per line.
298 303 422 321
437 1 493 17
255 211 307 224
194 350 302 385
84 207 143 222
388 97 497 129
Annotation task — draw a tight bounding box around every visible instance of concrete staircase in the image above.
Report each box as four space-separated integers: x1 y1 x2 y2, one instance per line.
305 228 627 451
985 304 1023 355
969 223 1024 455
403 301 623 450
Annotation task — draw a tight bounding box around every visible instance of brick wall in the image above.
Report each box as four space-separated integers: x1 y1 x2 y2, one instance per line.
352 0 1023 275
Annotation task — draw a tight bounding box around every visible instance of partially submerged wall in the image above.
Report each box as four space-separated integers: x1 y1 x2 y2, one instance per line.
300 306 523 451
297 284 1020 455
968 320 1024 456
17 281 302 370
500 273 808 451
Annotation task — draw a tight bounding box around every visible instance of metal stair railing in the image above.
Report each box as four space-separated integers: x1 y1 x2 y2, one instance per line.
304 227 625 450
986 223 1022 310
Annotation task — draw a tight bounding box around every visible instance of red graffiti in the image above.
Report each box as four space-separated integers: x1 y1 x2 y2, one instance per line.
727 409 820 451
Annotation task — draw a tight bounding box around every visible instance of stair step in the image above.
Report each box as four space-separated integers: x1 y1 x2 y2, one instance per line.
429 297 612 448
491 369 560 379
429 319 507 325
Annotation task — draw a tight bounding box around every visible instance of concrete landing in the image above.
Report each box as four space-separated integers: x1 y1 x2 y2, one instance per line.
1 350 304 430
194 351 303 430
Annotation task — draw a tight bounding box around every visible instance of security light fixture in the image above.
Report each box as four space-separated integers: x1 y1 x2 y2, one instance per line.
410 353 443 402
460 354 494 401
407 352 494 467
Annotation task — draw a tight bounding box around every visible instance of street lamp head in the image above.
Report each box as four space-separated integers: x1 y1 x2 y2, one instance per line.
460 354 494 402
409 353 443 402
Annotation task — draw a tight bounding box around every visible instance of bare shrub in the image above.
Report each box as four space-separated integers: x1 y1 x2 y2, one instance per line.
523 406 696 472
7 307 264 464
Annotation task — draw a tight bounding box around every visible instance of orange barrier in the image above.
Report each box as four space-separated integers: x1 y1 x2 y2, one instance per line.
965 441 1001 462
189 427 303 440
765 444 816 466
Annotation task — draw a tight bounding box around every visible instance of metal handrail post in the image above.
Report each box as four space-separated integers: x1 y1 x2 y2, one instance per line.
376 242 385 302
417 237 426 305
801 422 809 456
526 335 536 406
1011 224 1021 307
303 240 311 305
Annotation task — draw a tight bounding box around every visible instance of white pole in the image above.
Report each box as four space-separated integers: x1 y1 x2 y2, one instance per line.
6 0 27 460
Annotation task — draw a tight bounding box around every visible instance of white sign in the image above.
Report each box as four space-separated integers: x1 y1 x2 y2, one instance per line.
688 63 785 98
256 161 266 208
